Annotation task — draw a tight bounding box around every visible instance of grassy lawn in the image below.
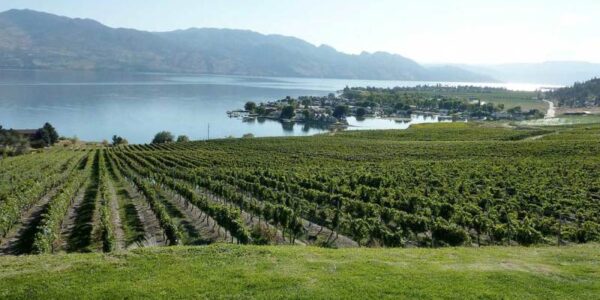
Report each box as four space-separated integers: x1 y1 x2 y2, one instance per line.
414 90 546 111
1 244 598 299
517 115 600 126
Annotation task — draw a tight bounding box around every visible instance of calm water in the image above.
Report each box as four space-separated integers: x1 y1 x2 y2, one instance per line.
0 70 551 144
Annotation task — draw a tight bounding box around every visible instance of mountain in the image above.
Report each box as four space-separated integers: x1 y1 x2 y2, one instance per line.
0 9 494 82
456 62 600 85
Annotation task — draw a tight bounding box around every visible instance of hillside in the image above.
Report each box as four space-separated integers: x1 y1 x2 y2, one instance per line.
0 244 598 299
0 9 495 82
548 77 600 107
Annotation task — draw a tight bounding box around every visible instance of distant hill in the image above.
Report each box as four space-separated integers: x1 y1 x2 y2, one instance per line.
0 9 494 82
548 77 600 107
456 62 600 85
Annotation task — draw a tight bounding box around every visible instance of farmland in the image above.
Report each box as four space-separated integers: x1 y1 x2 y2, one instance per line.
2 122 600 254
1 122 600 298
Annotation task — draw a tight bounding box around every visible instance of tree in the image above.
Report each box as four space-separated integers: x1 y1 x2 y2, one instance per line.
255 105 267 116
176 135 190 143
32 122 59 148
0 126 30 156
112 135 128 146
356 107 367 118
507 106 522 115
152 131 174 144
280 105 295 119
301 109 315 122
42 123 59 145
301 98 311 108
33 128 51 148
244 101 257 112
332 105 349 119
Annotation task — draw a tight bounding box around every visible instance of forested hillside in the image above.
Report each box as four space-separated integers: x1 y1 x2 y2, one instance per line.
549 78 600 107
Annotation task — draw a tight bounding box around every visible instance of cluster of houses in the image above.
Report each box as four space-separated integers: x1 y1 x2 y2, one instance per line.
229 96 351 128
228 92 544 128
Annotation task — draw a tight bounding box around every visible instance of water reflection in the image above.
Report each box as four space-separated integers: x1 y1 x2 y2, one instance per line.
346 114 445 131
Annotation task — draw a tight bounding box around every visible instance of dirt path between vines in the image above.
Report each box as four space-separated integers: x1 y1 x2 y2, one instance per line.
57 186 87 252
162 188 230 244
106 178 126 250
123 181 167 249
0 188 59 255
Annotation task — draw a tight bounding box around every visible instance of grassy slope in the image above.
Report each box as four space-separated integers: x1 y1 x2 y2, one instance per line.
332 122 551 141
412 90 545 111
1 244 599 299
519 115 600 126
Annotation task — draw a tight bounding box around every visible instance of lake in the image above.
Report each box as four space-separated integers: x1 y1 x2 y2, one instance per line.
0 70 550 144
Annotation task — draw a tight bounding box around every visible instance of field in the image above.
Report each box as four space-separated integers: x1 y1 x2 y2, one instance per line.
0 244 599 299
1 122 600 298
2 122 600 255
518 114 600 126
416 89 546 112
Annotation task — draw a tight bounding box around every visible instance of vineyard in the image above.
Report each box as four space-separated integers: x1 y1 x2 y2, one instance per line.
1 122 600 254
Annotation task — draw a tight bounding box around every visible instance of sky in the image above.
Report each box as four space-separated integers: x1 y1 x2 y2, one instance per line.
0 0 598 65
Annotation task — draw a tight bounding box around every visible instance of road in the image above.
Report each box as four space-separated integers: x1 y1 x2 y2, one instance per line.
543 100 555 118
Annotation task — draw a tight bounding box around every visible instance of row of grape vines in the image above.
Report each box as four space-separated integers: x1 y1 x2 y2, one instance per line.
115 127 600 247
2 124 600 253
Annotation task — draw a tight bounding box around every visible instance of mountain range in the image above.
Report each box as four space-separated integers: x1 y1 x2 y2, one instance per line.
0 9 599 84
0 9 493 82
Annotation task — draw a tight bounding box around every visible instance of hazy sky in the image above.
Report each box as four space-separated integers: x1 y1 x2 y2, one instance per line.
1 0 598 64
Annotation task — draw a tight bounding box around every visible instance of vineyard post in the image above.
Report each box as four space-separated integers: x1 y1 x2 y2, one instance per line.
558 212 563 247
430 215 435 248
507 214 512 246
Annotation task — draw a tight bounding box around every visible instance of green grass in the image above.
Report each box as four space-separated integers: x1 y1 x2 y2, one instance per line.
333 122 551 141
0 244 598 299
413 90 545 111
518 115 600 126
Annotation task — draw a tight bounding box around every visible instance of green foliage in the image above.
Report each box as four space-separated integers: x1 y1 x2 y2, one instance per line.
1 245 599 299
112 135 128 146
332 105 349 119
244 101 257 112
356 107 367 118
32 122 59 148
432 221 470 246
176 135 190 143
151 131 174 144
2 122 600 252
0 127 30 156
342 86 543 117
0 150 88 239
32 151 93 253
280 105 295 119
549 77 600 107
113 122 600 247
333 122 551 141
97 150 115 252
